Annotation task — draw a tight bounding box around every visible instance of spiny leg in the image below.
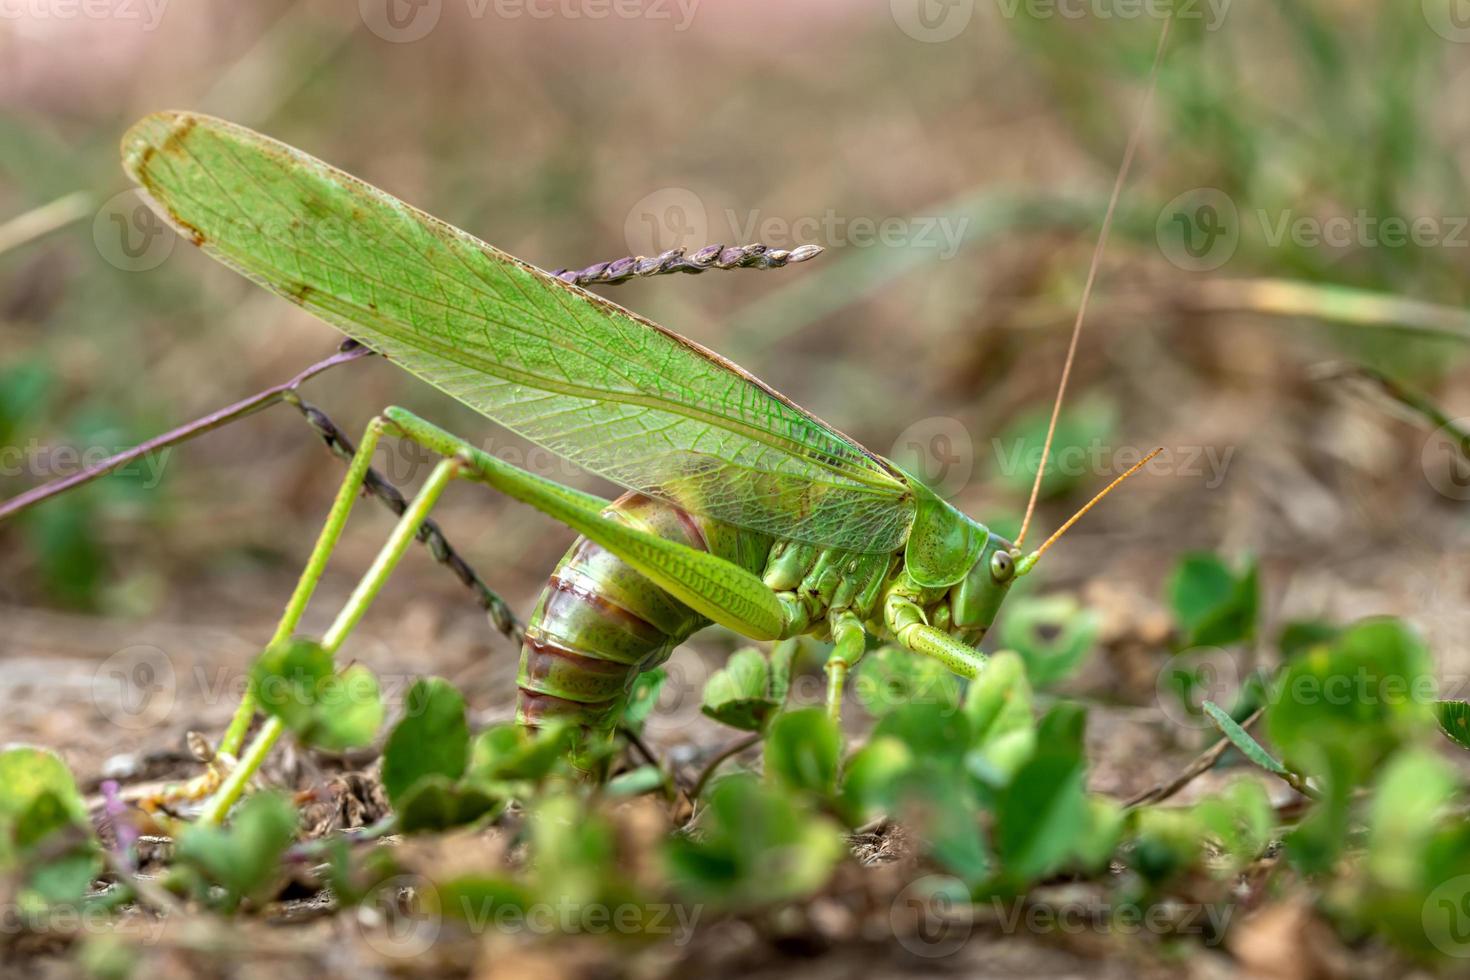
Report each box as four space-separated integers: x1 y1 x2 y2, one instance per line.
286 390 521 643
215 415 391 759
201 447 465 824
825 610 868 723
886 596 988 679
206 408 803 819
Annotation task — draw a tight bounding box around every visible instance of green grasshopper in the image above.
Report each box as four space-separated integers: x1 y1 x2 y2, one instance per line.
114 110 1157 817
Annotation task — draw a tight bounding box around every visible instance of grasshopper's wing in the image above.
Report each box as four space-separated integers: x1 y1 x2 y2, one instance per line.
122 112 916 553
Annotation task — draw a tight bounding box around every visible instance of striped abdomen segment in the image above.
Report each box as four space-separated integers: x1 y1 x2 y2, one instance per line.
516 491 770 733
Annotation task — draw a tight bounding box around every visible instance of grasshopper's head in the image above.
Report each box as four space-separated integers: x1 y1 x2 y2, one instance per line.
948 531 1025 636
900 483 1034 641
900 448 1161 643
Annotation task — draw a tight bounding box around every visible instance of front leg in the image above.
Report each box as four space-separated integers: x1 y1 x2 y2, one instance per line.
885 595 988 679
825 610 868 722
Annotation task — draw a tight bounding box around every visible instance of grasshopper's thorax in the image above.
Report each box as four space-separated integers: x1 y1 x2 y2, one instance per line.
759 540 898 638
757 535 1002 647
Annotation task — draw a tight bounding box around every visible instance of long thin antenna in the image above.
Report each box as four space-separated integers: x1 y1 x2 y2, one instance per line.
1014 15 1174 549
1017 447 1163 574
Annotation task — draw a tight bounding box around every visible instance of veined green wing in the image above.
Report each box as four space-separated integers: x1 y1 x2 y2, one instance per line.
121 112 916 552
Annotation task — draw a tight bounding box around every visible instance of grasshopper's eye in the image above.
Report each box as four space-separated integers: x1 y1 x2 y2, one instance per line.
990 550 1015 583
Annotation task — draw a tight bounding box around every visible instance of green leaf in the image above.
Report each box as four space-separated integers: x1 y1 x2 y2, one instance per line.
1266 617 1436 784
763 708 841 797
1073 797 1125 873
25 497 106 608
1192 780 1273 871
382 678 470 805
530 794 620 907
1365 748 1457 891
1278 619 1340 661
432 876 532 923
1202 700 1286 775
606 765 667 798
0 746 92 871
963 651 1037 786
701 648 780 732
251 639 383 751
1128 807 1205 885
1436 700 1470 751
622 668 666 733
838 736 913 825
854 644 960 717
1167 552 1258 648
467 723 575 784
997 595 1098 689
665 774 845 908
394 776 503 833
993 703 1090 883
873 700 972 772
176 792 298 906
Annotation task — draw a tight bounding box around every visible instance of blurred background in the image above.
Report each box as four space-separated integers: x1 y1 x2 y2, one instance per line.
2 0 1469 787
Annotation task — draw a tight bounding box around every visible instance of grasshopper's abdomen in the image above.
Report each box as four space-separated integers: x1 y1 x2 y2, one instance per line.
516 492 771 734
